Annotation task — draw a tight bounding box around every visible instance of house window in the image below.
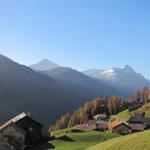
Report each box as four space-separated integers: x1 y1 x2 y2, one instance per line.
29 127 33 132
19 137 22 143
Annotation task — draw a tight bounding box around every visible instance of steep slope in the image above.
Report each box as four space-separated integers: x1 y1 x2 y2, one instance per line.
29 59 59 71
42 67 123 99
87 130 150 150
83 65 150 94
0 54 81 129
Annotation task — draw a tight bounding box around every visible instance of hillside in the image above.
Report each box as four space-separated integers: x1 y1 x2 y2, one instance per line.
111 109 131 121
136 102 150 117
34 130 120 150
0 54 82 129
111 102 150 121
87 130 150 150
38 102 150 150
42 67 123 99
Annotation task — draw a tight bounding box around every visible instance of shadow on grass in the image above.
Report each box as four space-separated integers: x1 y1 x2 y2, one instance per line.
56 135 75 142
33 143 55 150
71 129 85 133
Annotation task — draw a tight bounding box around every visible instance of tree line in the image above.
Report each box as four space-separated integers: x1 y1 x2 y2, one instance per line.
49 86 150 131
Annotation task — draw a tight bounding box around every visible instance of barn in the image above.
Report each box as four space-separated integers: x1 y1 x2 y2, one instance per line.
0 112 43 149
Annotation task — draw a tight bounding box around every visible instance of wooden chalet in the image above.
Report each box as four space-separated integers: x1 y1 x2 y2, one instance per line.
76 120 96 131
93 114 107 121
128 112 150 131
108 119 132 135
95 120 108 131
0 112 43 149
133 111 145 117
128 116 146 131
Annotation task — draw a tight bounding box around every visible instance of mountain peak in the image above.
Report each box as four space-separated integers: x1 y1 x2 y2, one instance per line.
39 58 53 64
121 65 135 73
122 65 132 69
29 59 59 71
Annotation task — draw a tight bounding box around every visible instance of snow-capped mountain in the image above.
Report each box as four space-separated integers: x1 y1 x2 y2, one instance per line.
83 65 150 92
29 59 59 71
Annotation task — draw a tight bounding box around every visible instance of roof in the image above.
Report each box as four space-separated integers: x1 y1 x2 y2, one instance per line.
76 124 96 131
129 116 150 127
134 111 145 117
0 112 27 130
130 123 146 131
95 120 108 128
87 120 95 126
0 112 42 131
129 116 147 123
108 119 129 130
11 112 27 123
95 120 108 125
93 114 107 120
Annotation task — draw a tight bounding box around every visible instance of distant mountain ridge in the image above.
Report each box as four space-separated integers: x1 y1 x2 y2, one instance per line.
41 67 123 99
83 65 150 93
30 59 150 95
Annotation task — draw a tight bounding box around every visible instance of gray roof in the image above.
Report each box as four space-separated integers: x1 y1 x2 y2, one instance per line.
0 112 42 130
95 120 108 126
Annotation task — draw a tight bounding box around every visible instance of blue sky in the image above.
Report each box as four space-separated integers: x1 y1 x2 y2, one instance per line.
0 0 150 78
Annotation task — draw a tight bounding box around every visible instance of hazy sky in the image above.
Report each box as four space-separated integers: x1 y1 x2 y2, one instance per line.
0 0 150 78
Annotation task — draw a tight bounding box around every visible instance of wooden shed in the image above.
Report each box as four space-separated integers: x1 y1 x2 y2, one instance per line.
128 116 147 131
108 119 132 135
0 112 43 149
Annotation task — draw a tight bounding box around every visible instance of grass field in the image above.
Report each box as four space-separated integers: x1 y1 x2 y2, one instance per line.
111 109 131 121
35 130 120 150
87 130 150 150
136 102 150 117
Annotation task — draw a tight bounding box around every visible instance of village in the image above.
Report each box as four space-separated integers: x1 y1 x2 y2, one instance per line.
0 97 150 150
76 100 150 135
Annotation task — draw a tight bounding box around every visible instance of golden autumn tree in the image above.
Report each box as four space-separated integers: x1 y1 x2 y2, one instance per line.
135 89 141 101
142 86 149 103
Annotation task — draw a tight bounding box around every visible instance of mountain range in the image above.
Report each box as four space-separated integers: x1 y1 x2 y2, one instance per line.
83 65 150 93
0 55 149 129
31 59 150 94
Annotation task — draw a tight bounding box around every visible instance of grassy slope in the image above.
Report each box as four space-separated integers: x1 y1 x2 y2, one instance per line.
35 130 120 150
111 109 131 121
136 102 150 117
87 130 150 150
111 102 150 121
36 103 150 150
